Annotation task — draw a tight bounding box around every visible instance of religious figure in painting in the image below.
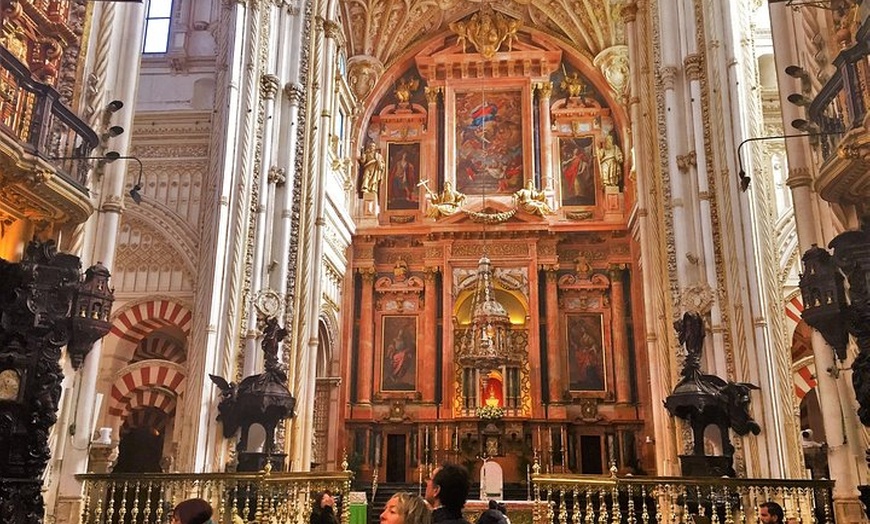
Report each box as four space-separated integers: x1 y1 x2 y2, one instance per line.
383 318 417 391
560 138 595 206
359 143 385 195
598 134 624 188
387 144 421 209
455 90 524 195
567 315 605 391
513 180 553 216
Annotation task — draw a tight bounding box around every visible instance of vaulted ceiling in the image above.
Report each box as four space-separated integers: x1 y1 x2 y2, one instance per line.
339 0 627 68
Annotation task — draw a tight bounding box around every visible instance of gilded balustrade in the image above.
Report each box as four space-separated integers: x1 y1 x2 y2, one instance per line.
532 473 834 524
0 46 98 187
76 471 353 524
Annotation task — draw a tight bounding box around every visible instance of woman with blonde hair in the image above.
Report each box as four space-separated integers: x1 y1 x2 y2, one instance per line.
381 491 432 524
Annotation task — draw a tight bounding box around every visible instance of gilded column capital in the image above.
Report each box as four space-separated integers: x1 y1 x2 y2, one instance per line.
358 267 376 283
683 54 703 81
322 19 342 41
622 1 639 23
535 82 553 100
659 66 679 90
284 83 305 104
423 266 441 280
261 74 281 99
608 264 627 281
424 86 442 105
541 264 560 281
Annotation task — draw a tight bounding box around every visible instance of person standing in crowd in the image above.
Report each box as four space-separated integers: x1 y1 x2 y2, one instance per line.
310 491 340 524
475 500 506 524
425 463 472 524
759 502 784 524
171 498 213 524
380 491 432 524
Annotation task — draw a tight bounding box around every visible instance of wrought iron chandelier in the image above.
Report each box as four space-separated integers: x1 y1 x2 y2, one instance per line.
457 253 520 373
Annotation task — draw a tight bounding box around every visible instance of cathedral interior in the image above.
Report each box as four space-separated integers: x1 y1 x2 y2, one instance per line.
1 0 869 523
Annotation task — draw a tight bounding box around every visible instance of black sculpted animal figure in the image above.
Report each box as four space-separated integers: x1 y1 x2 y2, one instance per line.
720 381 762 436
665 310 762 476
209 374 239 438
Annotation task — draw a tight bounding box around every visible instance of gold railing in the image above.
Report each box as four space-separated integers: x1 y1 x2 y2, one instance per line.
0 46 99 188
532 473 834 524
76 470 353 524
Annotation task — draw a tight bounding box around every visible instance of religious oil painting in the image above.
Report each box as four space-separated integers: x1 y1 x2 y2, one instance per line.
566 314 606 391
386 143 421 210
454 89 525 195
558 137 596 207
381 316 418 391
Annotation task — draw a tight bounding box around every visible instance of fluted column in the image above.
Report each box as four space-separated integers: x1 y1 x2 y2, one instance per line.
356 268 376 404
609 265 631 404
544 265 562 403
421 267 439 403
537 82 555 192
54 1 145 517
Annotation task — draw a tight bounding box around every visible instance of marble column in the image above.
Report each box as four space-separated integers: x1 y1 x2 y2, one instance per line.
609 265 631 404
537 83 554 192
421 267 439 403
544 266 562 403
356 268 376 404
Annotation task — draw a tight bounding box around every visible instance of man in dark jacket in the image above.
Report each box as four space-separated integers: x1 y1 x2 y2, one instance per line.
476 500 507 524
425 463 472 524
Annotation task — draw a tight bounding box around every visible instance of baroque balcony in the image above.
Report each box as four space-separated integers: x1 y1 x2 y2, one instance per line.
0 45 99 226
807 18 870 208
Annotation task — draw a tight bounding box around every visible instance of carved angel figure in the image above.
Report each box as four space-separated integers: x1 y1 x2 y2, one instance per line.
513 180 553 216
421 180 466 219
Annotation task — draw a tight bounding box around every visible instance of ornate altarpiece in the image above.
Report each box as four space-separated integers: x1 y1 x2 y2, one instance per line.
344 7 646 484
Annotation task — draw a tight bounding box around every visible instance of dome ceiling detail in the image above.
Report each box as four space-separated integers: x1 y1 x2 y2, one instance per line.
339 0 626 68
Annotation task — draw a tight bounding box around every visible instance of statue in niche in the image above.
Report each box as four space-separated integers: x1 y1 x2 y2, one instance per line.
394 76 419 105
393 258 409 282
513 180 553 216
560 70 587 99
421 179 466 218
598 134 624 188
574 255 593 279
359 142 386 195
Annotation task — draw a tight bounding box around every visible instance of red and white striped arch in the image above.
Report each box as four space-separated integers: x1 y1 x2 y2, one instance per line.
109 387 178 420
109 300 192 345
785 294 818 401
122 408 169 434
108 361 186 423
132 335 186 364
